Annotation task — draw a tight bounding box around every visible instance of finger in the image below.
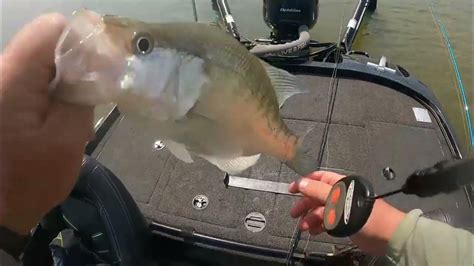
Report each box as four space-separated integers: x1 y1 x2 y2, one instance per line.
45 102 94 142
3 13 66 89
295 178 333 204
308 224 326 235
289 181 299 193
289 171 344 194
299 207 324 231
290 197 323 218
304 171 345 185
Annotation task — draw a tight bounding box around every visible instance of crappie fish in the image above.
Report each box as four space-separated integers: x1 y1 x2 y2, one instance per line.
51 10 317 175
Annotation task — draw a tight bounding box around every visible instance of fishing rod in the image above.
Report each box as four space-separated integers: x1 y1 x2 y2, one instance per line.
428 1 473 150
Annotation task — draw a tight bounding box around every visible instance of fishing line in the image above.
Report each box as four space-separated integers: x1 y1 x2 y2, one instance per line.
427 0 473 149
285 4 348 265
285 218 302 264
302 233 311 255
321 17 345 169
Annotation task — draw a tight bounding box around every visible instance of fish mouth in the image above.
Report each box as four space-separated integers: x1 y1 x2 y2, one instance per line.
51 9 128 105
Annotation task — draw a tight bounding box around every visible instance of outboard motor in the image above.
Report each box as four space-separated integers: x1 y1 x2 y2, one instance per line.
249 0 318 57
263 0 319 40
212 0 319 57
214 0 376 58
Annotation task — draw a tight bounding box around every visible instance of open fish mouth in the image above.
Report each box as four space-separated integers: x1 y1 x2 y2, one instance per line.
50 9 129 105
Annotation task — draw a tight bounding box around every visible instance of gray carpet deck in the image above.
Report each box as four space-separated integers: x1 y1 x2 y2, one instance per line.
92 73 468 255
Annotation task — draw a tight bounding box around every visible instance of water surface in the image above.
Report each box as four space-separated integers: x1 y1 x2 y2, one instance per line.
2 0 472 154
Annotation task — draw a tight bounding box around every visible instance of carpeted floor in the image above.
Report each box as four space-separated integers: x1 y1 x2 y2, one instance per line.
91 73 468 255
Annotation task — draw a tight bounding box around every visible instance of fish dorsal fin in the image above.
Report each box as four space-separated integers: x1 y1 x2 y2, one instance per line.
262 62 307 108
163 140 194 163
201 154 261 174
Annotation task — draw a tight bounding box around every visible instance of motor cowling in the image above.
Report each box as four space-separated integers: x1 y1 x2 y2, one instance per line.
263 0 319 39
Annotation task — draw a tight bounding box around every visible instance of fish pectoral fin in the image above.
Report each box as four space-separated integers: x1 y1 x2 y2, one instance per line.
262 62 307 108
163 140 194 163
201 154 261 174
284 127 319 177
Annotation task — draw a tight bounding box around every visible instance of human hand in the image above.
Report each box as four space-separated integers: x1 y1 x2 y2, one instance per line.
289 171 406 256
0 14 94 235
288 171 344 234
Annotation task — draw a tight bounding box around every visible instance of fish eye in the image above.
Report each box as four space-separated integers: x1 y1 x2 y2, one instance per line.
133 33 154 55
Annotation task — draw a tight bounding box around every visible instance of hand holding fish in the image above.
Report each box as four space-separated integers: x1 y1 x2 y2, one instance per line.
0 13 94 235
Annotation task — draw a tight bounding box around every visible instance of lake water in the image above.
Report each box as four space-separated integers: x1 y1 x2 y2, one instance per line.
1 0 472 154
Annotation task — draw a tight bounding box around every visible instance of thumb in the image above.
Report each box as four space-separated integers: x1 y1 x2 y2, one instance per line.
3 13 66 91
46 101 95 142
304 171 344 185
297 178 333 204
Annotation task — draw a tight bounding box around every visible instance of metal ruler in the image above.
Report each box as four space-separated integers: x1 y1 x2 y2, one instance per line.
224 175 302 196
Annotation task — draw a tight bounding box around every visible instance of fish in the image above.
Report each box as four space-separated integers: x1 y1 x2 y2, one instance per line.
51 10 318 176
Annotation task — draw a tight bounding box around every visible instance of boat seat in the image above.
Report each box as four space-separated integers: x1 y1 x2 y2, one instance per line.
59 155 153 265
23 156 153 266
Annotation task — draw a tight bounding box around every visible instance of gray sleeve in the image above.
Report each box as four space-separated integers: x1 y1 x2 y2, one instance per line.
0 249 22 266
387 209 473 266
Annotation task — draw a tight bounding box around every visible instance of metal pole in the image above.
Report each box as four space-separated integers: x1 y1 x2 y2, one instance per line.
340 0 372 52
215 0 240 40
192 0 198 22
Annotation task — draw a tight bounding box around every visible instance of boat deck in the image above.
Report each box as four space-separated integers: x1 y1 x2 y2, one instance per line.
91 72 469 256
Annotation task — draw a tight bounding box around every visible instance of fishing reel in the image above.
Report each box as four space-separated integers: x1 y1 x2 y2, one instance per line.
263 0 319 40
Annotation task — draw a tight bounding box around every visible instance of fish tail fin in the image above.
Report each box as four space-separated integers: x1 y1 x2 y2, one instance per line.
284 127 320 177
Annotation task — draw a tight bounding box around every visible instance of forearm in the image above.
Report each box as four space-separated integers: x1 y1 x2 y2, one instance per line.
387 209 473 266
350 199 406 256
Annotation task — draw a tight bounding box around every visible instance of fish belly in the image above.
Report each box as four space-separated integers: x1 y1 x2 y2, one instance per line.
188 76 295 161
